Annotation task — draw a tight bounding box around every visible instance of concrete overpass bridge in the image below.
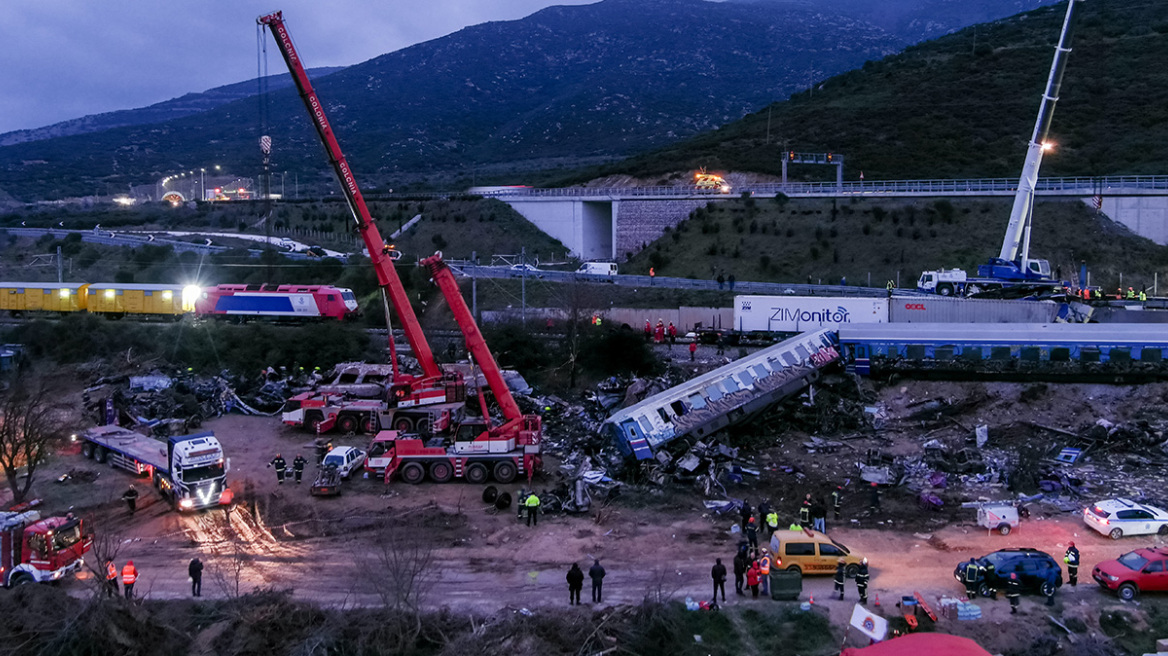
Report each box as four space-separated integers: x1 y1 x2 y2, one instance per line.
488 175 1168 261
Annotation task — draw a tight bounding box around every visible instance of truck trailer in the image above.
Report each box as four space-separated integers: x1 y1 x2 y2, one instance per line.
78 425 232 511
1 510 91 587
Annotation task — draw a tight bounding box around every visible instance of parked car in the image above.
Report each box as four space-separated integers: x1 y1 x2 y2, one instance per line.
1093 546 1168 600
768 529 865 578
953 548 1062 597
508 264 543 278
322 446 366 479
1083 499 1168 539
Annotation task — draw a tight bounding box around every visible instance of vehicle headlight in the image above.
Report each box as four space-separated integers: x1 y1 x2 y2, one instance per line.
178 498 195 510
1106 574 1119 582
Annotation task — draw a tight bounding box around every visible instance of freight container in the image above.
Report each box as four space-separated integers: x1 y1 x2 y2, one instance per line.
734 295 888 333
889 295 1058 324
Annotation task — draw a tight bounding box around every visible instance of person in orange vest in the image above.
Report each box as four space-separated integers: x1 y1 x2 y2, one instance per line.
649 267 656 285
122 560 139 599
104 559 119 598
758 548 772 597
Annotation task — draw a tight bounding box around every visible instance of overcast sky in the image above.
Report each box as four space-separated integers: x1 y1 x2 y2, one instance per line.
0 0 596 135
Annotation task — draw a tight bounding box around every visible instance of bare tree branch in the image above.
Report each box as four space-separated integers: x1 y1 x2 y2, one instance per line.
0 377 69 504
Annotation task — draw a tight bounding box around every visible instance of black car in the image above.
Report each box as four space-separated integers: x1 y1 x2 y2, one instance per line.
953 548 1063 597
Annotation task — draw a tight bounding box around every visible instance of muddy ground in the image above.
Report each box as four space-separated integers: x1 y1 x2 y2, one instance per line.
8 350 1168 655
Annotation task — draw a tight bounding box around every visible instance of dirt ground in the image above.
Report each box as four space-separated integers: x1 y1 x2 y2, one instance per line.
9 364 1168 655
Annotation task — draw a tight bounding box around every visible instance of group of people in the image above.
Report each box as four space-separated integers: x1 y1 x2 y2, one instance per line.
564 560 606 605
730 543 774 601
102 557 205 599
961 543 1079 614
268 453 310 484
643 319 678 346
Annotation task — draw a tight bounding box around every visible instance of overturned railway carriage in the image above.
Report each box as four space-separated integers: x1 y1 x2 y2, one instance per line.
839 323 1168 380
604 329 840 460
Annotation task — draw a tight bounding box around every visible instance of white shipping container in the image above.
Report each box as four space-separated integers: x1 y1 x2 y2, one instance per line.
888 295 1059 323
734 295 888 333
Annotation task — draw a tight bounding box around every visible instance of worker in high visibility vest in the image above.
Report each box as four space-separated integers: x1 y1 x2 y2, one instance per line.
758 549 772 597
122 560 139 599
104 560 119 598
525 492 540 527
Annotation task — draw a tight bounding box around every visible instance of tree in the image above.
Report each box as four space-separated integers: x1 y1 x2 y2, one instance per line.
0 379 68 504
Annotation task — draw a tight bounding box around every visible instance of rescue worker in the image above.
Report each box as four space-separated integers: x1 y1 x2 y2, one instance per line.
649 267 655 285
984 560 998 599
963 557 983 598
292 454 307 484
886 280 895 292
189 557 203 597
733 550 747 596
654 320 665 344
314 438 332 464
831 486 843 520
268 453 288 484
643 320 652 342
788 521 802 531
1127 287 1136 300
868 482 881 512
525 491 541 527
122 560 139 599
1140 289 1148 302
799 494 812 528
758 548 772 598
745 516 758 550
1043 568 1058 607
668 322 677 345
1065 542 1080 586
856 558 870 605
746 560 761 598
711 557 727 604
689 341 697 361
566 563 584 605
122 484 139 513
834 558 846 601
105 559 119 598
739 500 753 532
589 559 606 603
1093 288 1102 300
1006 572 1021 614
765 509 779 537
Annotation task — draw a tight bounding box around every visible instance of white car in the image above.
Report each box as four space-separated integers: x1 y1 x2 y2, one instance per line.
322 446 366 479
508 264 542 278
1084 499 1168 539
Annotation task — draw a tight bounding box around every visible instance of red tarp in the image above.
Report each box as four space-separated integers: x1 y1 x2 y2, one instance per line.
841 632 992 656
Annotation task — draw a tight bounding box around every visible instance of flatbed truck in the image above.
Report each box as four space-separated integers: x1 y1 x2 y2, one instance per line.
78 425 232 512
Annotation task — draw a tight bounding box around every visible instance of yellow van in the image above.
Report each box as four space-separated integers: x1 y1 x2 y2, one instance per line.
767 528 865 577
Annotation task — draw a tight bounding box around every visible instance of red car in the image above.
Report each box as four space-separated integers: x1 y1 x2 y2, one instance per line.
1093 546 1168 600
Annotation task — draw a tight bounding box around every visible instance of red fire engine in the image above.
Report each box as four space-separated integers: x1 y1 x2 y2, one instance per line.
1 509 92 587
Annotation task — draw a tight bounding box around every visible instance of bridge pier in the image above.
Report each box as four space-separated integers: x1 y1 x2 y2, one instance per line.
1097 196 1168 245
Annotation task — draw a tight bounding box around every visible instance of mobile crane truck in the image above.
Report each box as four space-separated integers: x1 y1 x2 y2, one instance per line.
258 10 543 485
78 425 232 511
918 0 1082 298
1 509 91 587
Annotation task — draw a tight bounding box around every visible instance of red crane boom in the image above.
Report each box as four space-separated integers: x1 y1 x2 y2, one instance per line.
257 11 440 382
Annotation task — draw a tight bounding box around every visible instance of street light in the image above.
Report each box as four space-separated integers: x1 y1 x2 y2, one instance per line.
200 168 206 201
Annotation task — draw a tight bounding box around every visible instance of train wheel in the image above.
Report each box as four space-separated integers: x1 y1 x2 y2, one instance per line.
361 416 379 434
400 462 425 485
94 446 107 464
466 463 489 485
393 416 414 432
429 461 453 483
81 442 94 459
493 461 517 484
337 415 358 434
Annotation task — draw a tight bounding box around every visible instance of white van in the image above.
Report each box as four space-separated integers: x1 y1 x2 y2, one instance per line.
576 262 618 276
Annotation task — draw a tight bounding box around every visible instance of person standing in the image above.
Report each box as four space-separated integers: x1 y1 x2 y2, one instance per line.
689 341 697 361
589 560 606 603
668 323 677 346
104 559 119 598
758 549 771 598
717 273 725 290
654 320 665 344
649 267 655 286
566 563 584 605
122 560 139 600
292 454 307 484
644 320 652 342
811 498 827 533
757 499 771 531
868 482 881 512
1006 573 1021 614
765 509 779 537
746 561 761 599
189 557 203 597
728 274 736 291
739 500 752 532
745 517 758 551
1043 568 1058 607
268 453 288 484
1065 542 1080 586
831 486 843 520
799 494 812 528
856 558 870 605
733 550 747 596
834 559 846 601
525 492 540 527
122 485 139 513
962 557 982 598
711 558 727 604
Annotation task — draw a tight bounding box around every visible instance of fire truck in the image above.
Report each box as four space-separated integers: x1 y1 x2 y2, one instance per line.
1 509 91 587
259 11 543 484
281 390 463 435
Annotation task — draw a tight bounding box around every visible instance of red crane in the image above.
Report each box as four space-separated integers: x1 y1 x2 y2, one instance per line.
258 11 541 483
258 11 451 408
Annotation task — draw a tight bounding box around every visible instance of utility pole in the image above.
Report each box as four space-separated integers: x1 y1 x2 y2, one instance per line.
471 251 478 320
520 246 527 328
56 246 63 283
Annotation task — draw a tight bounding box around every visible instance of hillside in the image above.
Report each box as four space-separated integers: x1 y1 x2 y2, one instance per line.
567 0 1168 183
623 195 1168 293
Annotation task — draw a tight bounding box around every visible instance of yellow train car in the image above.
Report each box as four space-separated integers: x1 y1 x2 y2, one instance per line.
85 283 188 318
0 283 89 314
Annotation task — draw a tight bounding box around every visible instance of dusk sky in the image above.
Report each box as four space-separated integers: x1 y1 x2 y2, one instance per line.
0 0 596 135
